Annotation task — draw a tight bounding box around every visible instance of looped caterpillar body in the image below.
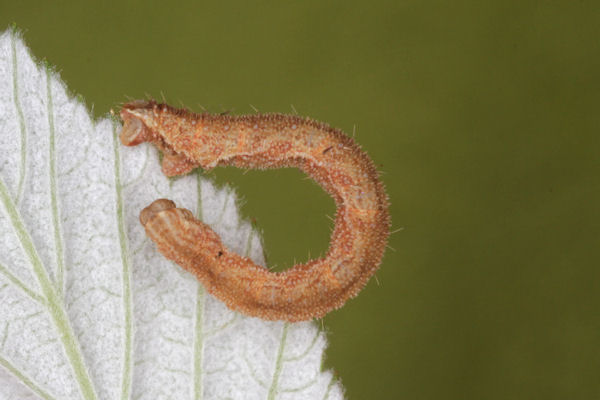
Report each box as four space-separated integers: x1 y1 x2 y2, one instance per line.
120 100 390 322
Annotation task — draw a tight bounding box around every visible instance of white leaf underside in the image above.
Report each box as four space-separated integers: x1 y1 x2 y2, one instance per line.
0 29 343 400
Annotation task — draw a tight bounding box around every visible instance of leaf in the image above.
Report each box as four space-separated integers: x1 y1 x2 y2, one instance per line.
0 28 344 400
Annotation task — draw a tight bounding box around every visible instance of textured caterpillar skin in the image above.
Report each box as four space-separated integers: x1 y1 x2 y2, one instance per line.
120 100 390 321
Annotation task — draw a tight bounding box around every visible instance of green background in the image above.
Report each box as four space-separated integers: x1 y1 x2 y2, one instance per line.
2 1 599 398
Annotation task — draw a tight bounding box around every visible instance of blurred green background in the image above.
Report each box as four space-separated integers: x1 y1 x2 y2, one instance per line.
2 1 599 398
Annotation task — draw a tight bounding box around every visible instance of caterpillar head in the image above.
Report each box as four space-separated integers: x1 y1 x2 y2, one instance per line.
120 100 198 176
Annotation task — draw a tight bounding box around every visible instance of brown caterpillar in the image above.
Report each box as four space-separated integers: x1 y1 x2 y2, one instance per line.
120 100 390 321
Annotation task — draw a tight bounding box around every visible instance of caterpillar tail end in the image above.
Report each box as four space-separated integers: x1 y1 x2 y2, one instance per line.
139 199 177 226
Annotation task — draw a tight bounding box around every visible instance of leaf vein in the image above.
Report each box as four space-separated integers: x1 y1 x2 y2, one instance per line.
0 262 45 304
193 172 205 400
0 177 98 400
10 33 27 204
45 67 66 297
112 123 133 400
267 323 289 400
0 354 58 400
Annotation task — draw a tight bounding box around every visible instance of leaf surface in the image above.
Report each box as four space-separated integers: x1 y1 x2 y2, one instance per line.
0 29 343 400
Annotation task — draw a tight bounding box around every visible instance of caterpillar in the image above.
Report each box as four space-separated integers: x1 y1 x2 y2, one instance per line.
120 100 390 322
